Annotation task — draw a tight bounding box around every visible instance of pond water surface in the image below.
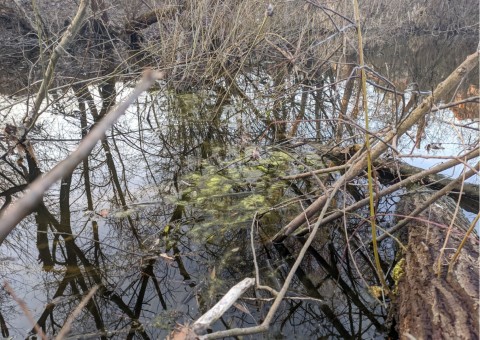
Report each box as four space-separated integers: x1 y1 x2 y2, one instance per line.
0 35 478 339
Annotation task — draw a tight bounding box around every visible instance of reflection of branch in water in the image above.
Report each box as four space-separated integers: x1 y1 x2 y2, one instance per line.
0 310 8 338
300 237 387 332
273 242 352 338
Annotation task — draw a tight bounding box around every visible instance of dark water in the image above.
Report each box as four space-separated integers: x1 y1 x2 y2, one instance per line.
0 35 477 339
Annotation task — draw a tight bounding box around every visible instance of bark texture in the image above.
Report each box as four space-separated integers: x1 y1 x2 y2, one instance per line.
395 189 479 339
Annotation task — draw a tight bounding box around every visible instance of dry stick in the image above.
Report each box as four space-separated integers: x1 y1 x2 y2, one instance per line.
436 166 468 276
431 95 480 112
56 285 100 340
280 163 349 180
271 50 479 243
193 278 256 335
448 213 480 273
250 213 278 296
377 162 479 243
24 0 89 127
3 281 48 340
0 70 164 245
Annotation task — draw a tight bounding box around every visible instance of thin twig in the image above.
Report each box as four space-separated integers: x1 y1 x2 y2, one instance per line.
280 161 349 180
435 167 467 276
3 281 48 340
448 213 480 273
250 213 278 296
56 285 100 339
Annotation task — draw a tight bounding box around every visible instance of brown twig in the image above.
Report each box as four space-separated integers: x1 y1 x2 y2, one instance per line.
448 213 480 273
280 164 349 180
250 213 278 296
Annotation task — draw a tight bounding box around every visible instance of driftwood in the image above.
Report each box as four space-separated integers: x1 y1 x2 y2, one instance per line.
394 189 479 339
168 278 255 340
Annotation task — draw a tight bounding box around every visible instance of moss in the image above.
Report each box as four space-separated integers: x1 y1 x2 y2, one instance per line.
178 145 316 242
368 285 384 298
240 194 266 209
392 258 405 284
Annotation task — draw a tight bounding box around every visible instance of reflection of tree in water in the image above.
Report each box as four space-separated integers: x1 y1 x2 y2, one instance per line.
0 75 398 337
1 58 477 336
0 1 477 338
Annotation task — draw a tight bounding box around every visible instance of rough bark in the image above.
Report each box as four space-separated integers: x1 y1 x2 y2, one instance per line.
394 189 479 339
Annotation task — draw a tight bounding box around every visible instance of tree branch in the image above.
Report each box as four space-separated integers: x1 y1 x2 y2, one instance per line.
0 70 163 246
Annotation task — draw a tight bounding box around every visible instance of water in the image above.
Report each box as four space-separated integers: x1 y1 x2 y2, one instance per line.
0 35 477 339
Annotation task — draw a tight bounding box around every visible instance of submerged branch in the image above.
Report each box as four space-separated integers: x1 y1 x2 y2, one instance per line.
193 278 255 336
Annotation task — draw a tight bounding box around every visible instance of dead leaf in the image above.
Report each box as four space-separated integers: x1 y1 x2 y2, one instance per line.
160 253 175 262
233 302 251 315
210 266 216 280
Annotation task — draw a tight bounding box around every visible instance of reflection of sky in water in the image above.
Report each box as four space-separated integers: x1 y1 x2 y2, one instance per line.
0 72 477 337
397 107 478 229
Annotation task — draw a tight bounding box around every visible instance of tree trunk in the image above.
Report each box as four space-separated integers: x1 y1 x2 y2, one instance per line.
394 189 479 339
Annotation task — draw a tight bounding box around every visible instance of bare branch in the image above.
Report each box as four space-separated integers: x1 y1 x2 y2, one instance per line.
0 70 164 246
25 0 89 127
3 281 47 340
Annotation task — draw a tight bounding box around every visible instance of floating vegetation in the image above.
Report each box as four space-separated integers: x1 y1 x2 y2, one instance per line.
179 148 296 241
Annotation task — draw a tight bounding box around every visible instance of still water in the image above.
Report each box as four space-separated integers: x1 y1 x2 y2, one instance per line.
0 35 477 339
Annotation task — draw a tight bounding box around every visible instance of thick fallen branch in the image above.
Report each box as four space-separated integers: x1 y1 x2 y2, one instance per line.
0 70 164 246
282 148 479 243
394 187 479 339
